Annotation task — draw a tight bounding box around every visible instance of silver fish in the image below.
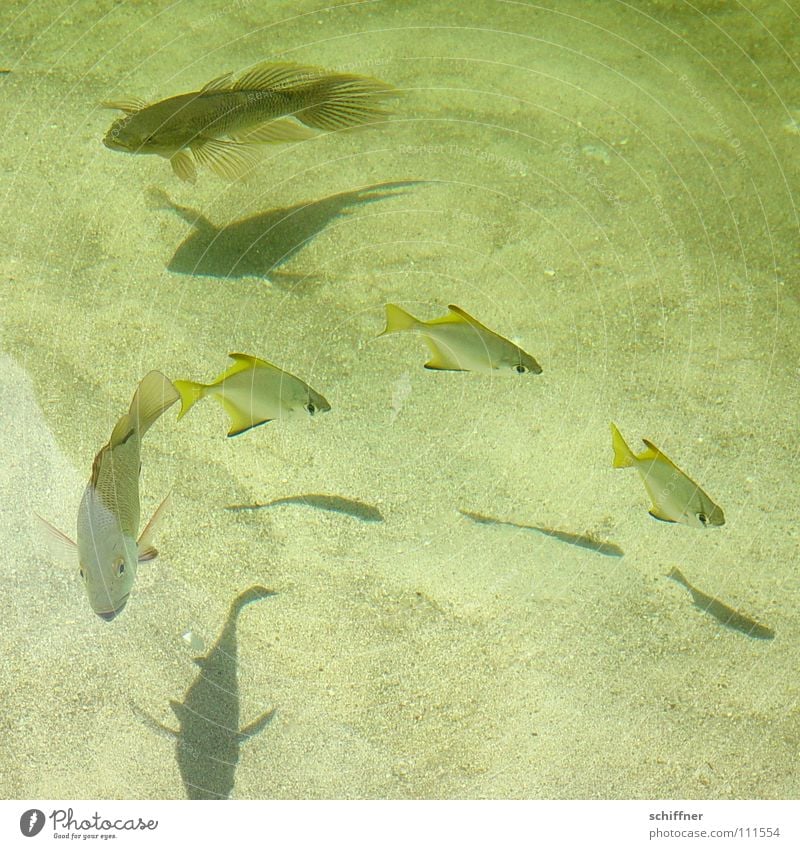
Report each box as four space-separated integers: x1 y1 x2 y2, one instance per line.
39 372 178 620
611 422 724 528
379 303 542 374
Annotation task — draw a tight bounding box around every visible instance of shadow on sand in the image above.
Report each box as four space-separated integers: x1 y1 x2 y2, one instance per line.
135 585 276 799
148 181 422 282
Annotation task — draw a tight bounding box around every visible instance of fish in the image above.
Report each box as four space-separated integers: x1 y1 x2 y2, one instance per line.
610 422 724 528
379 303 542 374
173 352 330 437
667 568 774 640
134 586 277 799
102 61 394 182
37 371 178 620
226 493 384 523
458 509 624 557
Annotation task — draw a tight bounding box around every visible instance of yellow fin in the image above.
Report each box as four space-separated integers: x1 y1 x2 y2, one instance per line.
640 438 666 462
442 304 481 327
170 150 197 183
610 422 635 468
380 303 418 335
220 396 273 438
649 506 677 523
423 338 466 371
191 138 260 180
226 351 276 372
172 379 207 420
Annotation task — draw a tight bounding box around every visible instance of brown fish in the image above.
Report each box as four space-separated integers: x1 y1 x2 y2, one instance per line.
103 62 394 182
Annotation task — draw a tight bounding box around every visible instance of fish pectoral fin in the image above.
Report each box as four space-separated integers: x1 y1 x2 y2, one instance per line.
101 96 147 113
170 150 197 183
648 507 676 523
191 138 261 181
423 339 467 371
137 493 171 561
34 513 78 563
239 708 276 741
229 118 315 144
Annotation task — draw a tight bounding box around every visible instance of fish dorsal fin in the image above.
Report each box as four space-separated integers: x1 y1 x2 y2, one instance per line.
130 371 180 437
190 138 261 181
227 352 275 372
423 338 468 372
444 304 494 334
233 62 322 92
170 150 197 183
101 97 148 114
640 438 670 464
201 71 234 92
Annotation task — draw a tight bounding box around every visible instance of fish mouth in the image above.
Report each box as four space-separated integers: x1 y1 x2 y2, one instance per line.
96 594 129 622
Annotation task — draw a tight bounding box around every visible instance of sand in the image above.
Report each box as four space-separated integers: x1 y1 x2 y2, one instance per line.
0 0 798 799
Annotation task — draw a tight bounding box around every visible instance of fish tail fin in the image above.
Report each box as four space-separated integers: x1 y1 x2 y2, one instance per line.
132 371 180 436
294 72 394 131
380 303 418 336
172 379 207 421
610 422 635 468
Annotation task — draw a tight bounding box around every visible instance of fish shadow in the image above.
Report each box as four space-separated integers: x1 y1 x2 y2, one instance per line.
135 585 276 799
149 181 423 283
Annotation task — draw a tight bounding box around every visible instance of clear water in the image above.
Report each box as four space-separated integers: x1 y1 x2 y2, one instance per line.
1 0 798 799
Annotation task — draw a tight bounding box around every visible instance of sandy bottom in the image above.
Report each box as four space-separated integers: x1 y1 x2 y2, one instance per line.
1 0 798 799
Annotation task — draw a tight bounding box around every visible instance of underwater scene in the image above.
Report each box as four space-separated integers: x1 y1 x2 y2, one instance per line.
0 0 798 800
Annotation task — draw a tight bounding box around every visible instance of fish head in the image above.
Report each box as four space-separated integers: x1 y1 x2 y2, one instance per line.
77 491 139 621
302 386 331 417
103 112 177 156
79 531 138 621
694 501 725 528
508 348 543 375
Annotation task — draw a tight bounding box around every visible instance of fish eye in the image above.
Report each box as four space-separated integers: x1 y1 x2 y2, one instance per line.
515 364 528 374
697 512 708 525
114 558 125 577
306 402 316 415
79 567 85 580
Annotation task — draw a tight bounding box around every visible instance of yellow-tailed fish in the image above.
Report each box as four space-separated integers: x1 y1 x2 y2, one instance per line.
379 303 542 374
610 422 724 528
38 371 178 621
173 353 330 437
103 62 394 182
